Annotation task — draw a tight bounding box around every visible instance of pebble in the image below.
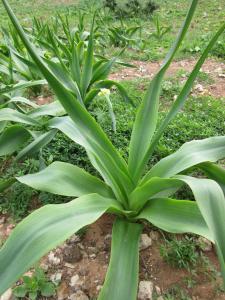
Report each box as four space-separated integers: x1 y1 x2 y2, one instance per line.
140 234 152 250
0 217 6 225
197 237 212 252
48 251 61 265
138 281 154 300
149 231 160 241
0 289 12 300
64 263 75 269
69 290 89 300
57 282 70 300
51 272 62 285
63 245 82 263
194 83 204 93
96 285 102 291
70 274 80 287
155 285 161 295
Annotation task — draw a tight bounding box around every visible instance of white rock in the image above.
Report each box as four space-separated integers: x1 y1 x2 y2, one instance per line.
96 285 102 291
69 290 89 300
149 231 160 241
0 217 6 225
48 251 61 265
138 281 154 300
140 234 152 250
155 285 161 295
51 273 62 284
0 289 12 300
198 237 212 252
194 84 204 93
70 274 80 287
64 262 75 269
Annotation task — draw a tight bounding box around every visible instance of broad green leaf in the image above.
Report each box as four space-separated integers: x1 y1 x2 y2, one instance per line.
198 162 225 195
28 101 66 118
0 80 47 95
129 177 183 211
148 23 225 153
137 197 212 240
18 161 114 199
91 57 116 84
16 129 57 161
99 218 142 300
48 116 133 204
0 121 7 133
128 0 198 183
13 285 27 297
1 0 133 205
143 136 225 183
0 194 122 294
5 97 39 109
0 108 40 126
175 175 225 286
0 125 31 156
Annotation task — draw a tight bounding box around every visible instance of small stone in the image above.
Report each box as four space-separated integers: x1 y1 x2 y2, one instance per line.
48 251 61 265
69 290 89 300
155 285 161 295
70 274 80 287
0 217 6 225
78 243 85 250
57 282 69 300
138 281 154 300
89 254 96 259
0 288 12 300
64 263 75 269
5 224 14 237
194 84 204 93
140 234 152 250
219 73 225 78
149 231 160 241
51 273 62 285
40 263 49 272
198 237 212 252
68 234 80 244
97 285 102 291
63 245 82 263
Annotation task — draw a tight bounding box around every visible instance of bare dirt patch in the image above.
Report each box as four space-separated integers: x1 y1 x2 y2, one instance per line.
1 213 225 300
110 58 225 98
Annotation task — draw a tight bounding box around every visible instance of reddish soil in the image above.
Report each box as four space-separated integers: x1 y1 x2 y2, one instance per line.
1 213 225 300
110 58 225 99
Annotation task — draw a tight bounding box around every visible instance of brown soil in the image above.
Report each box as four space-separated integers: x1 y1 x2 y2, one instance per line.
1 213 225 300
110 58 225 99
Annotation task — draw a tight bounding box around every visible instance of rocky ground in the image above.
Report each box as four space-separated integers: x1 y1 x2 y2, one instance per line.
1 213 225 300
110 58 225 99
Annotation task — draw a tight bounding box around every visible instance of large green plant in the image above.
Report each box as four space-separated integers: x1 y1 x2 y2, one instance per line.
0 1 225 299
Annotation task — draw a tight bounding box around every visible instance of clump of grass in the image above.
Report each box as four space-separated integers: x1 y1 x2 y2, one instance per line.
160 236 199 270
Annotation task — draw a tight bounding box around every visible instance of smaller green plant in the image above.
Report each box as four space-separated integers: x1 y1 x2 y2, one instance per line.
13 267 55 300
103 0 158 18
163 285 192 300
151 14 171 40
160 236 199 269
